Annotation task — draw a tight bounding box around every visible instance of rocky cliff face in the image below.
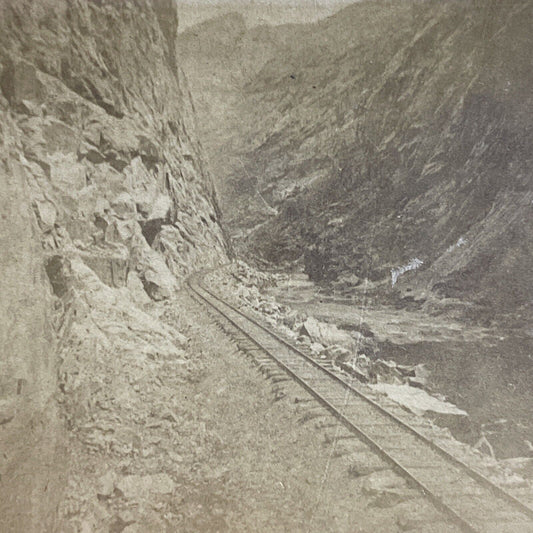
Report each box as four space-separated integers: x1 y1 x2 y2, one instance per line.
0 1 228 529
182 0 533 324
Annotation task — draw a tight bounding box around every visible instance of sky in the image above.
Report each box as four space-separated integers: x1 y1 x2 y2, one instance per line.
178 0 354 5
177 0 357 30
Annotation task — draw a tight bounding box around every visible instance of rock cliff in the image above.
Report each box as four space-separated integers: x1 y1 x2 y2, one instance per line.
182 0 533 324
0 1 228 529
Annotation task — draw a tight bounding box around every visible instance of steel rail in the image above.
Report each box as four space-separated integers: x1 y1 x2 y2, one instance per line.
187 273 533 533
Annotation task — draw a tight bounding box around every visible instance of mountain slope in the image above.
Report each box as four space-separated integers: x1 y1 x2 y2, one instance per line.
182 0 533 323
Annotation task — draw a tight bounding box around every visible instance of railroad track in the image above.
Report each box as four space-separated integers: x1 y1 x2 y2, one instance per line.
187 273 533 533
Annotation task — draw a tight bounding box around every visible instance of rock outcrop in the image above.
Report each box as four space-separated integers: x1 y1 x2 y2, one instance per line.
0 1 228 530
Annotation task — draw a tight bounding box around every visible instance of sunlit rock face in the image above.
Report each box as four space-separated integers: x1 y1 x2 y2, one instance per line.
0 0 229 288
182 0 533 323
0 1 228 529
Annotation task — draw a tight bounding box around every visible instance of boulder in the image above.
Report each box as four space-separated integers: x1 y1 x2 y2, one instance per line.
258 300 279 315
338 359 370 383
147 194 172 221
370 383 468 417
310 342 325 355
372 359 404 384
142 267 175 301
299 316 354 347
324 344 351 361
401 364 429 388
131 235 178 300
78 245 129 289
407 376 426 389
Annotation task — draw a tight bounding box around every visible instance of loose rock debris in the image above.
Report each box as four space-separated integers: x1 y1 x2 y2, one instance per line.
53 273 444 532
204 262 533 495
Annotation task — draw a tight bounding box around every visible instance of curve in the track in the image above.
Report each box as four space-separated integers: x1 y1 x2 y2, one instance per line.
187 272 533 533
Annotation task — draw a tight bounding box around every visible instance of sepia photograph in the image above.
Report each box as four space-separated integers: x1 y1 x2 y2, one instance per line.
1 0 532 531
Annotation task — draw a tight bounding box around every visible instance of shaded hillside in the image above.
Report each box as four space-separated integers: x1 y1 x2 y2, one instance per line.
182 0 533 324
180 1 431 227
178 12 320 214
0 1 228 529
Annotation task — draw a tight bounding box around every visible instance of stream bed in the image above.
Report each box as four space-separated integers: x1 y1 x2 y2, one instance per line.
266 273 533 460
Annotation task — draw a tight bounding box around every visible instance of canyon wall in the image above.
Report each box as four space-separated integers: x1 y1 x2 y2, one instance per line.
0 1 228 529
